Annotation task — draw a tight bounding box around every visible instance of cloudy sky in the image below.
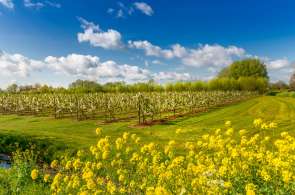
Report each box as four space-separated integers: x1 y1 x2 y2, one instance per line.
0 0 295 88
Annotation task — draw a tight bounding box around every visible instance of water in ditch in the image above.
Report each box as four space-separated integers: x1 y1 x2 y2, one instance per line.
0 154 11 169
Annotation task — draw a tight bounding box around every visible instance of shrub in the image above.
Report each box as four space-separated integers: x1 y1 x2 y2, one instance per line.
207 77 267 93
0 148 49 195
238 77 268 93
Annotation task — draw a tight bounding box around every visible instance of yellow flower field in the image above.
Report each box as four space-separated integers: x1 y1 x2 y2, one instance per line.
33 120 295 194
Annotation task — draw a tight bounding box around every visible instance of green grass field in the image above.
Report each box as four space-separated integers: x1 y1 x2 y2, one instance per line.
1 95 295 194
1 96 295 151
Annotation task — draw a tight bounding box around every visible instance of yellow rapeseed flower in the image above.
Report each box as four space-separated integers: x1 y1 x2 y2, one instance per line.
239 129 247 136
269 122 277 128
260 168 271 181
44 174 50 183
225 128 234 136
31 169 39 180
253 118 262 127
118 174 125 182
96 127 102 136
79 191 88 195
245 183 256 195
107 181 116 194
261 123 269 129
154 186 170 195
282 170 292 184
50 160 58 169
224 181 232 189
82 170 94 180
87 179 96 190
225 120 232 127
102 151 109 160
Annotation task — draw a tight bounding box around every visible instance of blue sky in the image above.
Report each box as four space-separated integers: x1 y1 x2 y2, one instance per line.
0 0 295 88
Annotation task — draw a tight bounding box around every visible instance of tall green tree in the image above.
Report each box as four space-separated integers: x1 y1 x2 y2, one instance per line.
218 58 268 79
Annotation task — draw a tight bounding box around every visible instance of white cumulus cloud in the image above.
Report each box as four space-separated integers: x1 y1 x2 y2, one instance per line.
77 17 123 49
45 54 151 81
133 2 154 16
182 44 245 67
45 54 100 77
154 72 192 82
128 40 187 59
44 54 191 82
0 51 44 77
0 51 192 84
0 0 14 9
266 58 291 70
128 41 245 68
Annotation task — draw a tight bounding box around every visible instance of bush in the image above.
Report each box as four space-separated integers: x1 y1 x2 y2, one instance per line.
207 77 267 93
0 148 49 194
0 134 70 163
277 92 295 98
238 77 268 93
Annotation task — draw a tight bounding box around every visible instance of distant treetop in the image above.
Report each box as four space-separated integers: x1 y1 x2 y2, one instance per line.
218 58 268 79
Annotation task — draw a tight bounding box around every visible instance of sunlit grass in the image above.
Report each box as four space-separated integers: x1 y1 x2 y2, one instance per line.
0 96 295 152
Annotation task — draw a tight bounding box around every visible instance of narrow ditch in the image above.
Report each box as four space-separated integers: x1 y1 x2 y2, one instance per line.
0 153 11 169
